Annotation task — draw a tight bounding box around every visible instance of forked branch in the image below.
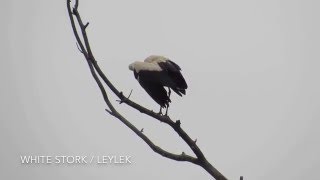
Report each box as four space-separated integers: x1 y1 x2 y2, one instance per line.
67 0 229 179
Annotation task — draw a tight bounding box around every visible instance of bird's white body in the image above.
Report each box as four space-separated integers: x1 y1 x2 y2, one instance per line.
129 61 162 72
144 55 168 63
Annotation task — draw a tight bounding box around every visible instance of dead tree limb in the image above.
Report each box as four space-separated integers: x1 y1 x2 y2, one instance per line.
67 0 229 179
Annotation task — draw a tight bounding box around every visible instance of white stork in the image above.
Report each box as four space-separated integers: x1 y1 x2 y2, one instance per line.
129 55 188 115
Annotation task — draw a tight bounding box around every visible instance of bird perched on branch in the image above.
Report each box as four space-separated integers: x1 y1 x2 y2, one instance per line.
129 55 188 115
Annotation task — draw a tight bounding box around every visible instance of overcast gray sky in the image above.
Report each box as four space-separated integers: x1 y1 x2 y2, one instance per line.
1 0 319 179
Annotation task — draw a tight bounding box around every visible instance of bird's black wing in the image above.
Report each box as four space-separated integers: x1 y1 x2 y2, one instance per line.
158 60 188 95
138 76 171 108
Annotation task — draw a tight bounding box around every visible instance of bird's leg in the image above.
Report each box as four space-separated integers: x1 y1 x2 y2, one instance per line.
158 106 163 115
165 107 169 116
164 104 170 116
168 87 171 98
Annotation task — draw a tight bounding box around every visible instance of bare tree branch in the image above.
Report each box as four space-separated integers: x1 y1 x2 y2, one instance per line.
67 0 231 179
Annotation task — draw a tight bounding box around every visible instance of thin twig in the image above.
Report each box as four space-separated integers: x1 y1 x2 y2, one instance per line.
116 90 133 104
76 42 83 53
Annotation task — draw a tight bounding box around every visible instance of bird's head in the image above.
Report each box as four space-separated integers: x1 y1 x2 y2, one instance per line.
128 62 136 71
